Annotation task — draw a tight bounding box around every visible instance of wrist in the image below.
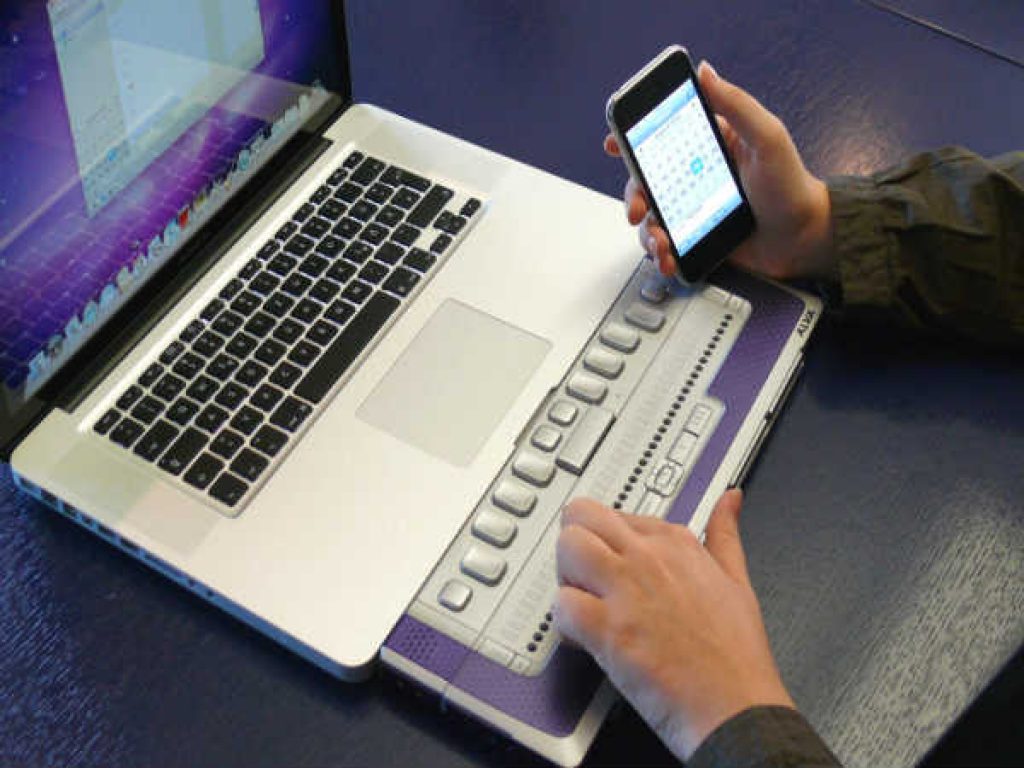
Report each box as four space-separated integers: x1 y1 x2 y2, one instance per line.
800 176 837 281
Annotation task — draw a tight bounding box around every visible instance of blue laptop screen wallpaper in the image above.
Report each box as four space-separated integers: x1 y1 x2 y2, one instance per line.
0 0 341 403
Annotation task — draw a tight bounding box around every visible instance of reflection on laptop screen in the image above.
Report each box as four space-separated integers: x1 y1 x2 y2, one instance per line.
0 0 342 401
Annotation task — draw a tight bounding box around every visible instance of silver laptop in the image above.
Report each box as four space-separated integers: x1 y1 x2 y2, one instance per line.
2 1 820 764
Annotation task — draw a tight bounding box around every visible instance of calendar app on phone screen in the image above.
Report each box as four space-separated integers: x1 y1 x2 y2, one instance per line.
626 79 742 259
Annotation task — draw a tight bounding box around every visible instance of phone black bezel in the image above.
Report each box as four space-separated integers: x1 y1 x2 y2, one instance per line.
610 48 754 284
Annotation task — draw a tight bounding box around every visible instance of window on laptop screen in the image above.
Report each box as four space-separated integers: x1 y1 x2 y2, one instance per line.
0 0 345 432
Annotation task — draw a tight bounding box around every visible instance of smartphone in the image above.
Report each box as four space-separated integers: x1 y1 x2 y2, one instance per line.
606 45 754 284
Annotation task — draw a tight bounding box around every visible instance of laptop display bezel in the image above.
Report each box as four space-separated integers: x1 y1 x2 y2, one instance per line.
1 0 355 459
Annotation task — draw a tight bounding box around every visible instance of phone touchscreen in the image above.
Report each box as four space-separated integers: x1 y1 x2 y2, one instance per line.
625 79 742 262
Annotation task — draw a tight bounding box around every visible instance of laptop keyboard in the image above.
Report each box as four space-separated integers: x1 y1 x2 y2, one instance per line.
92 150 483 514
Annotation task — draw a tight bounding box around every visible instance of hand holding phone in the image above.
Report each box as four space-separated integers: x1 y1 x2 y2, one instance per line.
607 46 755 284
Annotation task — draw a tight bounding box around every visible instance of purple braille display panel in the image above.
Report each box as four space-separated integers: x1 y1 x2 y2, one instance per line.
385 268 808 740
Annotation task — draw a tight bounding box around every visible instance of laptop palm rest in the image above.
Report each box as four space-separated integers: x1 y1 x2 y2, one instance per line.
357 299 551 467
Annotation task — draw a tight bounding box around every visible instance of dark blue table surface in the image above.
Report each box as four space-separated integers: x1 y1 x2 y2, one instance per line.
3 2 1022 766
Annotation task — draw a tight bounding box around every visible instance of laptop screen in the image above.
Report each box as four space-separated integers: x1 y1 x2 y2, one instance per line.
0 0 346 447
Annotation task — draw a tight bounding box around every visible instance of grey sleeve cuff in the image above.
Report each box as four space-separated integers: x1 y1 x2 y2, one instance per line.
687 706 841 768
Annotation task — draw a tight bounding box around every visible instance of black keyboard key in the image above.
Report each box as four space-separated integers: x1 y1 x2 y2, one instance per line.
315 235 344 257
291 298 323 324
180 320 205 343
325 300 356 325
327 167 348 186
134 420 179 462
298 254 329 278
212 311 244 337
408 185 454 227
254 338 287 367
173 352 205 380
307 320 339 346
158 427 207 475
186 374 219 403
117 385 144 410
236 361 269 388
251 383 284 412
110 417 145 448
183 453 224 491
230 405 263 435
219 277 244 301
301 217 330 239
327 260 356 283
343 241 373 264
251 424 289 458
366 183 394 204
200 298 224 321
292 202 315 222
288 340 320 367
343 150 364 169
284 235 315 257
430 233 453 254
350 200 378 222
193 330 226 357
435 211 467 235
153 373 186 401
391 188 420 210
359 223 388 245
282 273 313 297
351 156 386 185
310 278 341 303
211 430 245 460
231 448 269 482
333 217 362 239
244 312 275 338
273 318 305 345
209 473 248 508
375 205 403 228
94 408 121 435
295 292 400 403
263 292 295 318
215 381 249 410
377 242 405 265
249 271 281 296
226 333 257 359
269 396 313 432
382 266 421 298
392 223 420 246
310 184 331 205
159 341 185 365
275 221 297 241
335 182 363 204
404 247 436 272
207 354 240 381
460 198 482 217
131 396 164 425
319 199 347 221
167 398 200 426
257 241 279 260
359 261 389 285
239 258 261 280
382 165 430 192
268 253 298 276
139 362 165 389
342 280 373 304
269 361 302 389
230 291 261 316
196 403 229 433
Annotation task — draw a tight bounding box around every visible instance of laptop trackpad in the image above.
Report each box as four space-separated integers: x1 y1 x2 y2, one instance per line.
357 299 551 466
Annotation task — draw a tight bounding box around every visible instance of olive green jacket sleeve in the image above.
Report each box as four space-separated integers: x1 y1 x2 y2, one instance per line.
827 147 1024 348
